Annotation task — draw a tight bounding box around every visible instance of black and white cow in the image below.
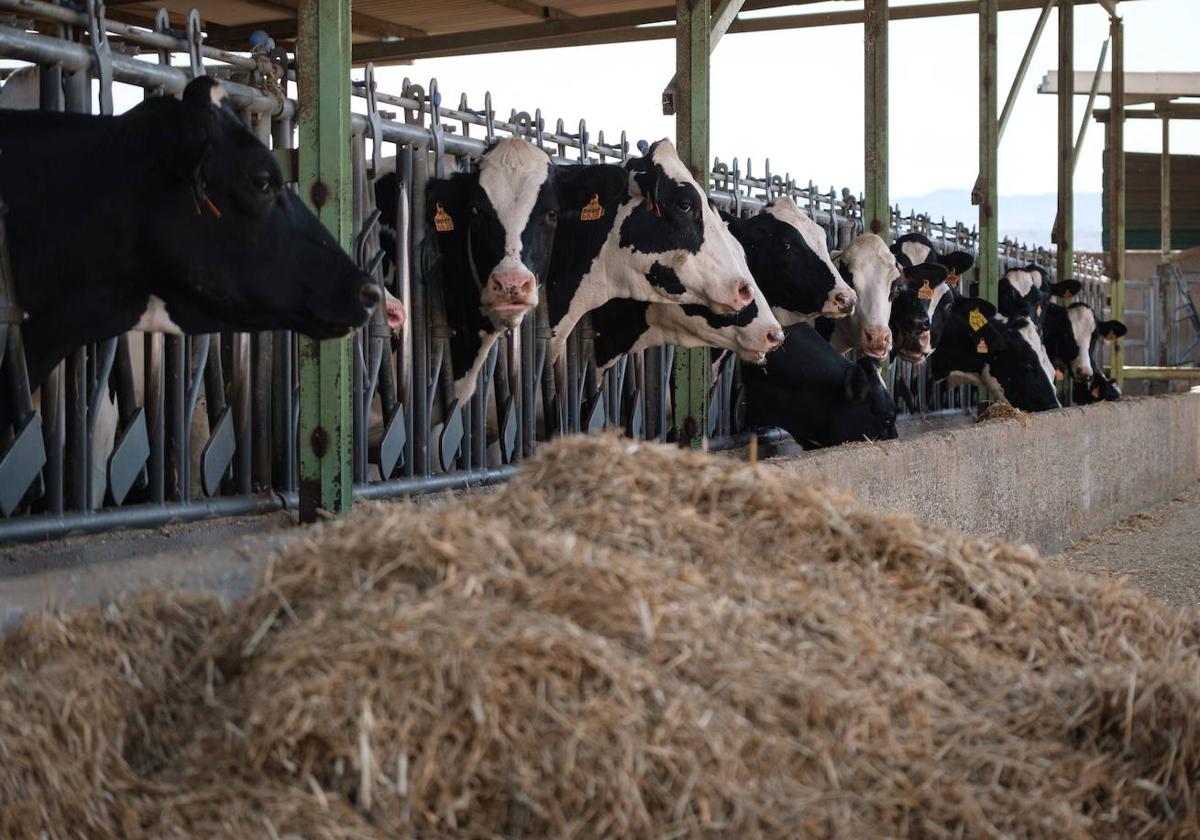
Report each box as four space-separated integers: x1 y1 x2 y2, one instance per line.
546 139 758 361
1072 371 1122 404
891 232 974 288
1041 300 1127 383
742 323 898 449
888 263 957 364
723 197 856 325
821 233 902 359
0 76 377 417
997 264 1079 328
930 297 1060 411
377 137 558 401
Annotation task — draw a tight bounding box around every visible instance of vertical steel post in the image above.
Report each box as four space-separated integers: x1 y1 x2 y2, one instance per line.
1109 15 1125 387
674 0 710 449
1055 0 1073 280
864 0 889 240
297 0 352 521
1159 116 1172 367
976 0 999 306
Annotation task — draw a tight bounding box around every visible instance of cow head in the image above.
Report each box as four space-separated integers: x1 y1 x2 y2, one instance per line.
725 197 856 324
143 78 377 339
1073 371 1122 404
843 357 900 443
1044 301 1126 383
830 233 899 359
426 138 557 330
621 140 756 314
891 232 974 292
890 263 953 364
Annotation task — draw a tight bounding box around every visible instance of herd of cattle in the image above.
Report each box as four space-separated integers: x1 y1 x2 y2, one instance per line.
0 77 1128 502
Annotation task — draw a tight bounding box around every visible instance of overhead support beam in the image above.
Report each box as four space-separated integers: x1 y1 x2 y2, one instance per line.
484 0 574 20
674 0 710 451
354 0 1135 62
1039 70 1200 98
1108 14 1125 388
975 0 999 307
1054 0 1072 278
231 0 426 40
863 0 888 240
998 0 1055 143
297 0 353 522
1095 103 1200 121
662 0 745 115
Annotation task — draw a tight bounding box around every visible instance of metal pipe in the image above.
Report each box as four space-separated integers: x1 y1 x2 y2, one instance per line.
1071 37 1109 175
998 0 1056 143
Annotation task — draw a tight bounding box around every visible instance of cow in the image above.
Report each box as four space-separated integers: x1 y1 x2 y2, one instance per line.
930 297 1060 412
1041 300 1127 383
819 233 901 359
888 263 956 364
376 137 557 402
0 76 378 431
998 264 1079 328
1072 371 1122 404
722 197 856 325
742 323 898 449
545 139 758 362
890 231 975 287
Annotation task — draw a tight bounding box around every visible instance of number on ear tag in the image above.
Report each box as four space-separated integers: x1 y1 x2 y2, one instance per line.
968 308 987 332
976 338 988 354
433 203 455 232
917 280 934 301
581 194 604 222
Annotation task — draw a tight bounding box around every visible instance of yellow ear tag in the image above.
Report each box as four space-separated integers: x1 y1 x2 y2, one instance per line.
968 307 987 332
580 193 604 222
1091 386 1102 398
1055 369 1064 382
917 279 934 301
946 271 960 287
433 203 455 232
976 338 988 354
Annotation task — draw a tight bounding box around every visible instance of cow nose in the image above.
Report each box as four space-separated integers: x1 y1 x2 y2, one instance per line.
489 271 536 297
862 325 892 352
766 329 784 350
359 283 381 310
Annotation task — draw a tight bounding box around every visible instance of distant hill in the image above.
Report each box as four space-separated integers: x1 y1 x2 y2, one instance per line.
893 189 1103 252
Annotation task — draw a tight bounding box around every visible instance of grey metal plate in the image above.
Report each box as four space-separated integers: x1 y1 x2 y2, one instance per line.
108 407 150 506
0 414 45 516
625 389 644 439
439 400 464 472
498 395 517 465
584 394 605 434
378 402 407 479
201 406 236 497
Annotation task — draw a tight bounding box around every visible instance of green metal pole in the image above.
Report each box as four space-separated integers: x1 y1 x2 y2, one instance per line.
1109 14 1125 388
1055 0 1073 282
976 0 999 306
297 0 353 521
674 0 710 449
864 0 889 240
1159 116 1171 367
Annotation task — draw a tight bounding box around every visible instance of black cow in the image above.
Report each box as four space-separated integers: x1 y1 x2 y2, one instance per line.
1072 371 1122 405
1041 300 1126 383
997 264 1079 328
0 77 376 409
930 297 1060 412
743 323 898 449
377 137 558 402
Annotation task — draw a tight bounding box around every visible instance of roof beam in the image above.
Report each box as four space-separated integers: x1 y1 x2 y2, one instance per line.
483 0 574 20
233 0 426 40
354 0 1133 63
1039 70 1200 98
1094 102 1200 122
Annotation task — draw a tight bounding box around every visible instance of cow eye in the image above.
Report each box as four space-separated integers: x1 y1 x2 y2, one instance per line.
250 172 273 195
676 200 693 213
545 209 558 223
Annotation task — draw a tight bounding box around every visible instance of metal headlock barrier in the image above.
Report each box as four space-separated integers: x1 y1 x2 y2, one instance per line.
0 5 1068 543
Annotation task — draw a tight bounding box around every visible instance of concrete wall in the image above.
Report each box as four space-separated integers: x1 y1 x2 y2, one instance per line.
766 393 1200 555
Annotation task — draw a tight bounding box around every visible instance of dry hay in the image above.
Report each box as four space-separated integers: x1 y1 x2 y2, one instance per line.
3 434 1200 838
975 402 1031 427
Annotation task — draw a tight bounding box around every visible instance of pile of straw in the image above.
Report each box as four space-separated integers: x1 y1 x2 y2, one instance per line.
3 435 1199 838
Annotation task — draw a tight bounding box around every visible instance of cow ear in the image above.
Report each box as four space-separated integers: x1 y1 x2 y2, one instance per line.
1050 279 1083 298
844 363 870 403
1098 319 1128 340
939 251 974 275
182 77 235 115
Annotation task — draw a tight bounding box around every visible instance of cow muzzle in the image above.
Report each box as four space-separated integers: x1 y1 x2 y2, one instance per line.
860 325 892 360
821 288 857 317
896 330 931 364
737 327 785 365
484 270 538 324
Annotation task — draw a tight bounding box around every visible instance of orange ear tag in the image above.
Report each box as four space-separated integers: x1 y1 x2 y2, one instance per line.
644 196 661 217
1063 291 1073 301
968 308 987 332
580 193 604 222
946 271 960 288
917 280 934 301
1054 369 1064 382
433 203 455 232
976 338 988 354
1091 386 1102 398
1105 331 1117 341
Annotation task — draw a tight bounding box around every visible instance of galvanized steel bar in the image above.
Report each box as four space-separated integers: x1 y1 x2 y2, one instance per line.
998 0 1055 143
1071 37 1108 175
863 0 888 239
1055 0 1073 279
674 0 710 450
297 0 353 521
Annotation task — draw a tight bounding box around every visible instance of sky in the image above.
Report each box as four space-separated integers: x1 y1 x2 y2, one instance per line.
367 0 1197 246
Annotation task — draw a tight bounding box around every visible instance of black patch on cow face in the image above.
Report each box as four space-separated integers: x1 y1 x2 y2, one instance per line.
727 212 838 316
1041 302 1080 369
1072 371 1121 404
742 323 897 449
589 298 653 370
679 300 759 330
646 261 686 295
619 158 705 257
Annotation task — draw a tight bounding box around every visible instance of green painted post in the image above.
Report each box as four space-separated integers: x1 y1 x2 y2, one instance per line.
674 0 709 449
1055 0 1073 284
864 0 889 241
1109 15 1126 388
976 0 999 307
297 0 353 521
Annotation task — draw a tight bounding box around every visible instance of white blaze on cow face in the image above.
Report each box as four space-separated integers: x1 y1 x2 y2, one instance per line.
1066 304 1097 380
640 284 784 366
829 234 898 359
132 295 184 334
1016 318 1057 389
1005 269 1036 299
477 138 551 322
900 240 933 267
764 197 856 319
